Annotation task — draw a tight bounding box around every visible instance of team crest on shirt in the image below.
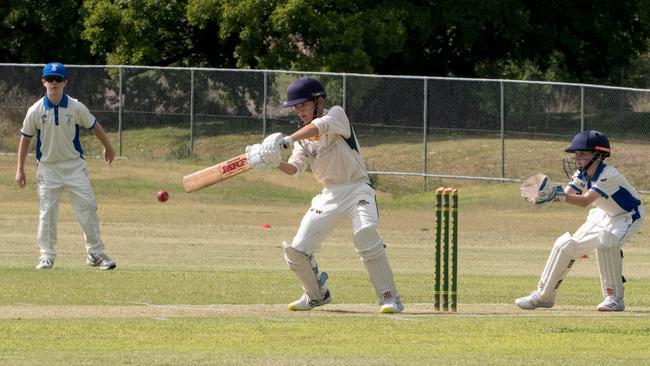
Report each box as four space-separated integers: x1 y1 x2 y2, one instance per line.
64 113 73 125
40 114 48 124
311 149 319 159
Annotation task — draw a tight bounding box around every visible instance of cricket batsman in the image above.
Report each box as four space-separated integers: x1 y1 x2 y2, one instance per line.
245 77 404 313
517 130 644 311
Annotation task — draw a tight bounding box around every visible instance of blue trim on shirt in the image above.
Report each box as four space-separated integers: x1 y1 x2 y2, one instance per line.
73 125 84 158
611 187 642 220
568 183 583 194
44 94 69 127
36 130 42 161
591 186 608 199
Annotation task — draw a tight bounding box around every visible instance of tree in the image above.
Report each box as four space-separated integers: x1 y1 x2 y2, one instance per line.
0 0 98 63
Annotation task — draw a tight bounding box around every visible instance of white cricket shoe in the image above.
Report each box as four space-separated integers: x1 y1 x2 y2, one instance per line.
87 253 116 270
380 294 404 314
515 291 555 310
597 296 625 312
288 290 332 311
35 257 54 269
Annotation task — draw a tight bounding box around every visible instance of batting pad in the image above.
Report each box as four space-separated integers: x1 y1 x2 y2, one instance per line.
538 232 577 300
597 247 624 299
283 242 322 300
353 226 399 302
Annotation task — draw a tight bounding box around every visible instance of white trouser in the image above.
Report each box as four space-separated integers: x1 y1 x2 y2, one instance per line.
36 159 105 259
291 181 378 254
538 207 644 300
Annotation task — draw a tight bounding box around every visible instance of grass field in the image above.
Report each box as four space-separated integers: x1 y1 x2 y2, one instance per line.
1 153 650 365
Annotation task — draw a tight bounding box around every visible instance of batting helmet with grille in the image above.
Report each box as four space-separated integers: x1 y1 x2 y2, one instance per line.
565 130 611 157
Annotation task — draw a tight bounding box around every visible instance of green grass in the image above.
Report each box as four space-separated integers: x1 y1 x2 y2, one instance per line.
1 153 650 365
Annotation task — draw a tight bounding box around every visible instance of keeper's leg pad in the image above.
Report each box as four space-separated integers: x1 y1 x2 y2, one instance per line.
596 247 624 299
353 225 399 302
283 242 323 300
538 232 578 300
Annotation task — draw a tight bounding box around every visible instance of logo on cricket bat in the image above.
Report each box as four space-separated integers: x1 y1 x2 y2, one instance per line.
221 156 248 174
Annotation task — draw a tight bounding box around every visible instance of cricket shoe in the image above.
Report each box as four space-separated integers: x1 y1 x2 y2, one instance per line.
380 293 404 314
86 253 116 270
35 257 54 269
597 296 625 312
515 291 555 310
288 290 332 311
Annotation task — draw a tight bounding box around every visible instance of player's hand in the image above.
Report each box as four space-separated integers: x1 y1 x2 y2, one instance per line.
104 146 115 165
521 173 566 205
260 132 284 168
534 185 566 205
15 169 26 188
245 144 271 171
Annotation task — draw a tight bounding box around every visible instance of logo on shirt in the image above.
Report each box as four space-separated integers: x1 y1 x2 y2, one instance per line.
357 199 370 206
64 113 73 126
600 178 608 182
40 114 48 124
310 149 319 159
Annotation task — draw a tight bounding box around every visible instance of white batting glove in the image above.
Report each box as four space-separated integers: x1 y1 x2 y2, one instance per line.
260 132 284 168
245 144 271 171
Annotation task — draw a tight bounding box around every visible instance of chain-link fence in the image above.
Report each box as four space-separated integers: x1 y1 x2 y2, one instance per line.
1 64 649 192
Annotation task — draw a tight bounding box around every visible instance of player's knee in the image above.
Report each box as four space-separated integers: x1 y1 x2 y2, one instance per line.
283 242 311 271
553 232 578 257
353 225 384 261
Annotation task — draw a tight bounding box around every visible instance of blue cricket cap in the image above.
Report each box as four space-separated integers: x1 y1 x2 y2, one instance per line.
42 62 68 78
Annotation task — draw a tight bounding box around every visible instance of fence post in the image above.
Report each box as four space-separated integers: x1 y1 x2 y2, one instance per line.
189 68 195 156
423 78 429 191
580 85 585 131
118 66 123 157
343 74 347 111
263 71 268 137
500 81 505 179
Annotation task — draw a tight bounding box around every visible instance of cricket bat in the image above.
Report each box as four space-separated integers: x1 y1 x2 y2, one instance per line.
182 153 251 193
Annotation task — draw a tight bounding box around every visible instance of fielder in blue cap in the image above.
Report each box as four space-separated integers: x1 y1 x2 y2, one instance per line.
15 62 118 271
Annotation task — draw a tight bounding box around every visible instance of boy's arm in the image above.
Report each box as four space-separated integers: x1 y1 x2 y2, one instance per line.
92 122 115 164
15 135 31 187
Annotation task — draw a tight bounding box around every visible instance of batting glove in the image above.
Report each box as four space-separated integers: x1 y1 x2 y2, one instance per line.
261 132 284 168
245 144 271 171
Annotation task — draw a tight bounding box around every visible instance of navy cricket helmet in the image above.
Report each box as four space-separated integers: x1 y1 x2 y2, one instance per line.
564 130 611 157
282 78 326 107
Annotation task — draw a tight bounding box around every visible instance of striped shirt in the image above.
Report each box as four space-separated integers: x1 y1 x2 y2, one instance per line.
568 163 643 221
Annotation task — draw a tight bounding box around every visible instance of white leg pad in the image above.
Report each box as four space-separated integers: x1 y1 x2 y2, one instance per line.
538 232 577 300
597 247 624 299
353 226 399 302
283 242 323 300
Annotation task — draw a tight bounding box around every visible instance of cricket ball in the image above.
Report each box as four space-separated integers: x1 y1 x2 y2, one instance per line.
157 190 169 203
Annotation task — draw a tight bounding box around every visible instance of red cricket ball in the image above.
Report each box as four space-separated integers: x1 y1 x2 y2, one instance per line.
157 190 169 203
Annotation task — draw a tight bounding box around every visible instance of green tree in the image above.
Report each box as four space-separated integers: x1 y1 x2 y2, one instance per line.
0 0 97 63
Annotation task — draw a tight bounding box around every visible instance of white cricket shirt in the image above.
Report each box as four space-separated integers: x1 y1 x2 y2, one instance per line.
21 94 96 163
287 106 369 186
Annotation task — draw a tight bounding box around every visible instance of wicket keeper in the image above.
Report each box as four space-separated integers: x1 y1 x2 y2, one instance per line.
516 130 644 311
